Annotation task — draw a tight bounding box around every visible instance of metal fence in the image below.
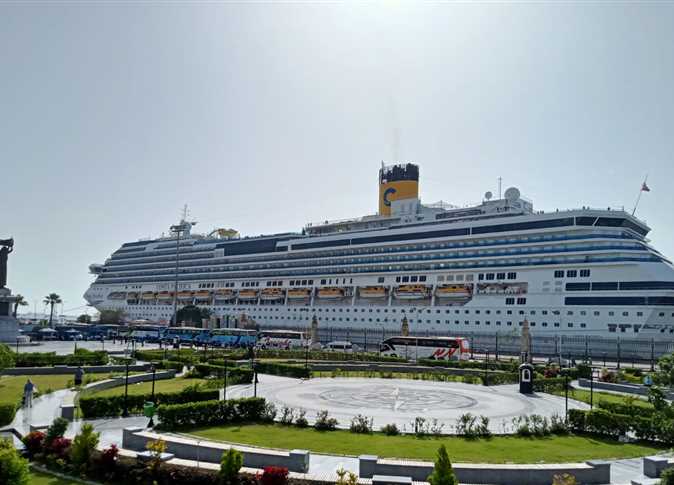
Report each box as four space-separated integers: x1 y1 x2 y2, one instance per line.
282 325 674 368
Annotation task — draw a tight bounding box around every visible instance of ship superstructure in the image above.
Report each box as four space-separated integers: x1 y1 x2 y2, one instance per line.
84 163 674 337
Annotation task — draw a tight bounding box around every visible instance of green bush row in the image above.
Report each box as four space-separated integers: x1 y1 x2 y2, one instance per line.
419 359 521 372
0 403 16 427
157 396 266 429
79 387 219 418
153 360 185 371
569 408 674 444
533 377 568 393
254 362 311 379
191 364 254 384
596 400 656 418
15 350 108 367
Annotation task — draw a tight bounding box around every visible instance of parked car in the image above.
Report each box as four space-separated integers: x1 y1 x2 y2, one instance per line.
323 341 359 353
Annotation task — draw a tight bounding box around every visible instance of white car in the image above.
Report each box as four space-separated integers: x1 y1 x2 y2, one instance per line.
323 341 359 353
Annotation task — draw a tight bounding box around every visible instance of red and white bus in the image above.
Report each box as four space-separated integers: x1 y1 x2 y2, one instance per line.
257 330 308 350
379 336 470 361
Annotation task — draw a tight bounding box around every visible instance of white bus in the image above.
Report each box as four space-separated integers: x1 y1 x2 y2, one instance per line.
379 336 470 361
257 330 307 350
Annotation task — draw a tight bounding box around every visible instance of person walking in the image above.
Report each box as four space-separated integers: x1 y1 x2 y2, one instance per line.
23 379 37 408
74 366 85 386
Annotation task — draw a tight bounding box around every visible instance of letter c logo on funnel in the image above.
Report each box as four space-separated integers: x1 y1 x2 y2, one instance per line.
383 187 397 207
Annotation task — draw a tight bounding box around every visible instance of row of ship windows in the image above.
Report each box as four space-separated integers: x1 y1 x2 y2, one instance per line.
112 230 638 265
104 243 643 277
99 255 661 285
124 302 674 319
555 269 591 278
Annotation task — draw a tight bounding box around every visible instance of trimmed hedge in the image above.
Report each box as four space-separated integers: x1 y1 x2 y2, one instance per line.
533 377 568 393
79 387 219 418
15 350 108 367
482 372 519 386
192 364 253 384
569 408 674 444
596 400 656 418
154 360 185 371
254 362 310 379
419 359 520 372
157 396 266 429
0 403 16 427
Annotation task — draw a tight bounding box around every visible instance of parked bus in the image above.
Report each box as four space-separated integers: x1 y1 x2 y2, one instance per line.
206 328 257 348
257 330 307 350
163 326 203 344
130 324 166 343
379 336 470 361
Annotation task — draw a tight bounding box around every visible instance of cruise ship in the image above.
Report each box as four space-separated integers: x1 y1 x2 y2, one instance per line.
84 163 674 337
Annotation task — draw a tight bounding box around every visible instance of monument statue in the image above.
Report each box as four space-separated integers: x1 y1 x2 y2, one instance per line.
0 237 20 343
0 238 14 289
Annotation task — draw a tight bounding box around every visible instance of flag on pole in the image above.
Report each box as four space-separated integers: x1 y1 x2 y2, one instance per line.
641 182 651 192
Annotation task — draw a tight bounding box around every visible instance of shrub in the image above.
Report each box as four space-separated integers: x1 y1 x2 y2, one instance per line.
575 363 592 379
279 406 294 425
427 445 457 485
550 414 568 435
413 416 429 437
219 448 243 485
146 438 167 475
0 404 17 427
99 444 119 474
553 473 578 485
0 344 15 371
157 397 266 430
660 467 674 485
455 413 490 438
262 402 277 422
336 466 358 485
21 431 45 457
349 415 373 434
254 362 310 379
259 466 288 485
585 409 629 437
15 349 108 367
315 410 338 431
380 423 400 436
70 423 100 471
0 438 30 485
79 388 220 418
48 437 72 459
45 417 69 446
295 409 308 428
568 409 586 432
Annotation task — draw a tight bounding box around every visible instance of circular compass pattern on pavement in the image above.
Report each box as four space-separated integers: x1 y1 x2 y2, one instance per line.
317 385 477 412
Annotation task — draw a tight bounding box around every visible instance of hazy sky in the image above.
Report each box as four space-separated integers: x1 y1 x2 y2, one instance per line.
2 2 673 316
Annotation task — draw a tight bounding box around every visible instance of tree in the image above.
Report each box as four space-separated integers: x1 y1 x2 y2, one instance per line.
0 344 15 370
76 314 91 324
219 448 243 485
98 309 125 325
655 352 674 387
174 305 211 327
427 445 457 485
0 438 30 485
12 294 27 318
70 423 100 472
43 293 62 328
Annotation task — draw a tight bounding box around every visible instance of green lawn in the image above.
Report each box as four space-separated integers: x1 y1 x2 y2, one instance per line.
30 470 87 485
89 376 207 397
186 423 664 463
0 373 120 406
550 388 653 408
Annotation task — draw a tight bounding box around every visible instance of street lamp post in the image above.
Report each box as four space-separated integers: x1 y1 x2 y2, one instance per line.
122 360 130 417
151 363 156 401
590 367 595 410
564 371 569 423
224 359 228 401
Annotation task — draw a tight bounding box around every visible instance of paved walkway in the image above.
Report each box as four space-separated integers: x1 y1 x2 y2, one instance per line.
3 376 670 484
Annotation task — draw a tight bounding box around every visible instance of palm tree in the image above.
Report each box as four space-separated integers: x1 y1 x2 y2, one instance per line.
43 293 62 328
12 293 28 318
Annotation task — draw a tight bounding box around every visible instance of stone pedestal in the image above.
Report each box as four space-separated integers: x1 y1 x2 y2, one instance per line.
0 288 21 343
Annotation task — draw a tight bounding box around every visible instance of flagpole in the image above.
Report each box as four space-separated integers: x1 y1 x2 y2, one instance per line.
632 175 649 216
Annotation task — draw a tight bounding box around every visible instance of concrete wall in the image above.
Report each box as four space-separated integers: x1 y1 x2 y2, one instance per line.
1 364 151 376
643 455 674 478
122 427 310 473
82 370 176 393
359 455 610 485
